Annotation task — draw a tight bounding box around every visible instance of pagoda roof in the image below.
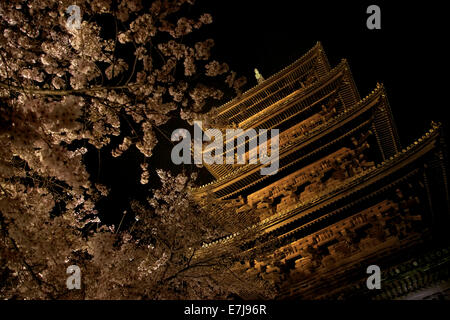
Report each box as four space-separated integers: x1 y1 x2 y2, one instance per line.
200 122 443 250
236 59 357 130
213 42 330 124
200 59 359 181
191 83 388 197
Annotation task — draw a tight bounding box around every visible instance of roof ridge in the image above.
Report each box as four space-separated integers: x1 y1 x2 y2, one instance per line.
214 42 325 115
200 122 442 248
191 83 386 191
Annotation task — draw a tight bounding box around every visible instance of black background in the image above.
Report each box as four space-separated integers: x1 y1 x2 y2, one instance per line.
2 300 444 317
201 0 448 146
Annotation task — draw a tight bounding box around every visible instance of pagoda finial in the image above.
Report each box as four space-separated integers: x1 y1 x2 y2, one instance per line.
254 68 264 84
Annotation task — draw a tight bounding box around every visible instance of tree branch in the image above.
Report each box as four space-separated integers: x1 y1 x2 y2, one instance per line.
0 81 138 96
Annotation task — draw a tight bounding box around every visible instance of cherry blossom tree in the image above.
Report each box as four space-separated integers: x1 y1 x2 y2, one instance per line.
0 0 270 300
80 170 271 299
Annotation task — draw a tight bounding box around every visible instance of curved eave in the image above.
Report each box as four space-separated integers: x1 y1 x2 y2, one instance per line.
191 83 387 196
237 59 353 129
201 60 359 180
202 59 352 158
214 42 329 118
200 122 442 249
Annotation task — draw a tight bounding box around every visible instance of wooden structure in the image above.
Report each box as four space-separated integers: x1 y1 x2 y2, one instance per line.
190 43 450 299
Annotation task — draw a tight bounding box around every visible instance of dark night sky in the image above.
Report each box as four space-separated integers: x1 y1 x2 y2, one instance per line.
95 1 449 226
200 0 449 145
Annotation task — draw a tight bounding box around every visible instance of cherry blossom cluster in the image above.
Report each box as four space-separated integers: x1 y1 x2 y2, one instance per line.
0 0 260 300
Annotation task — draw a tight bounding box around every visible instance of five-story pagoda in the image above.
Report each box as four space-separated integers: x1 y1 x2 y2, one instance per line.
190 42 450 299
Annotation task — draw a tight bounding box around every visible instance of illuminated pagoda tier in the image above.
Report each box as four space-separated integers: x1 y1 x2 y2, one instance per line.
190 43 450 299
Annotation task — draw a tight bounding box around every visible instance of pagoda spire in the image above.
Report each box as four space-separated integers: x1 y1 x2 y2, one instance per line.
254 68 264 84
